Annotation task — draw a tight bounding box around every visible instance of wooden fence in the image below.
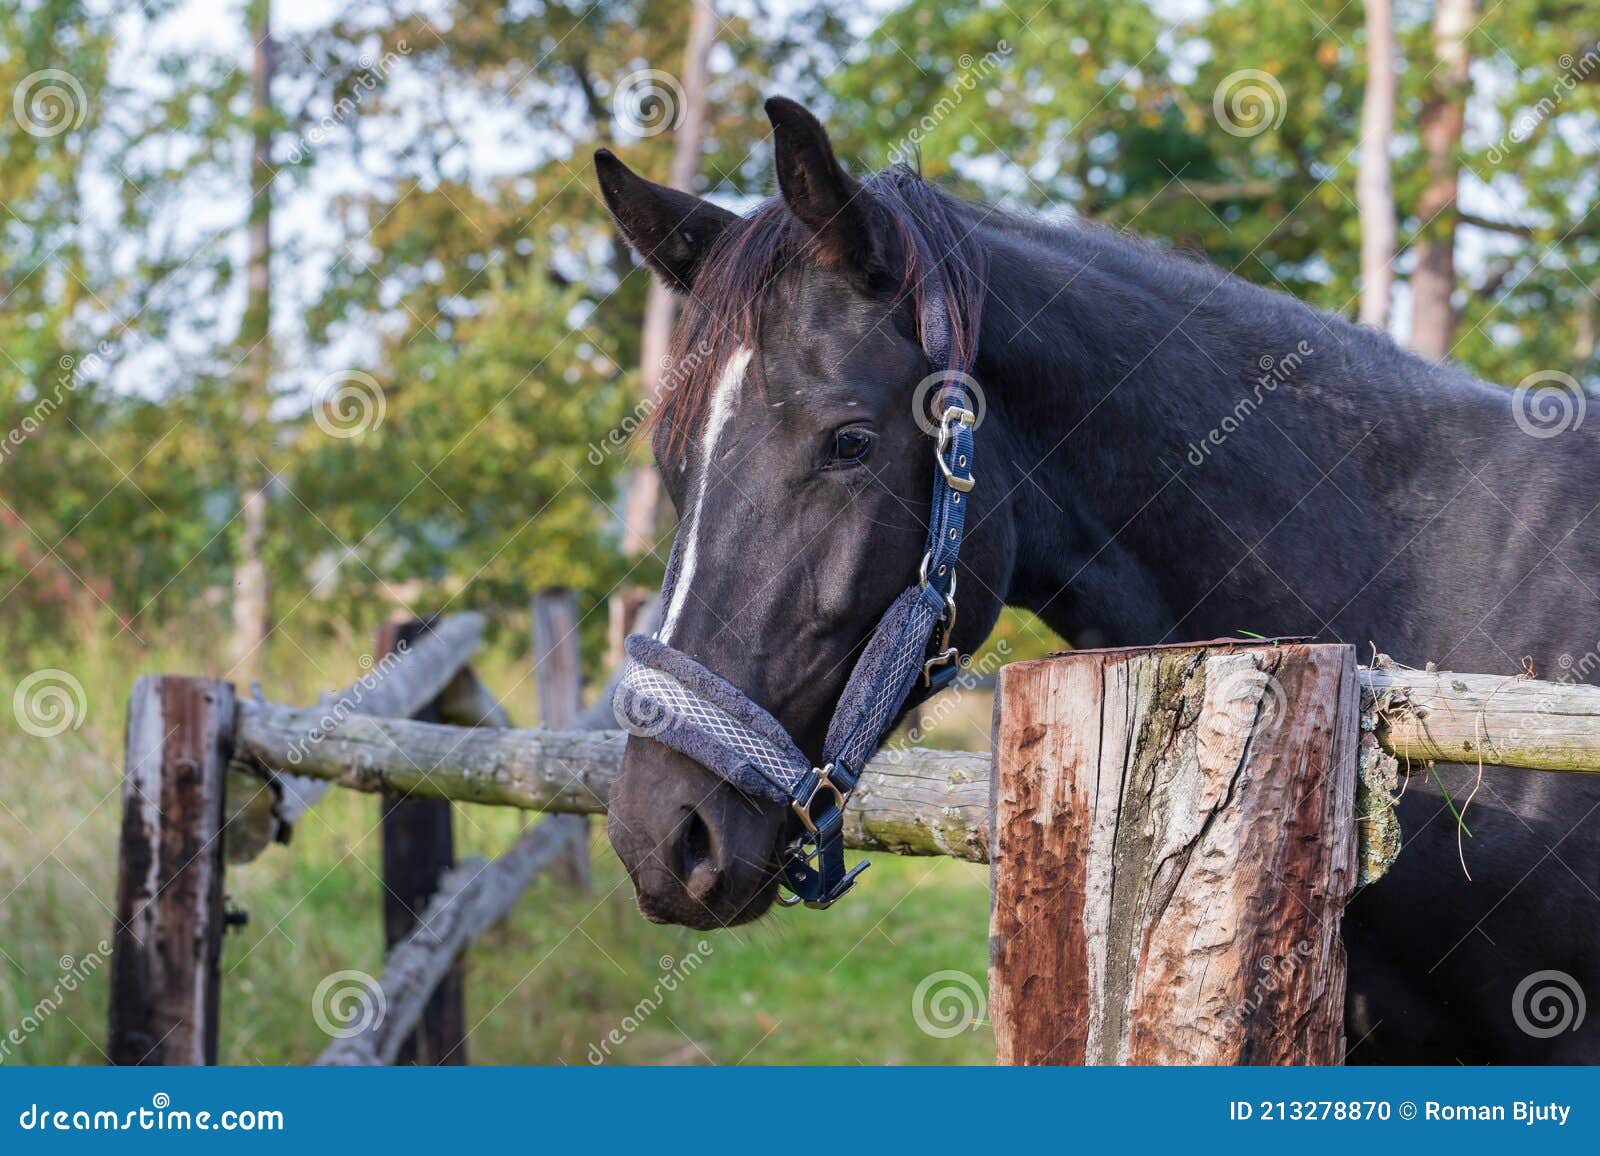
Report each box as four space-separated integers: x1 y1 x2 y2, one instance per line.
105 614 1600 1066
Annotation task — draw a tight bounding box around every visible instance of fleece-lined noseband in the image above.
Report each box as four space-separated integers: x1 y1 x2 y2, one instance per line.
614 236 978 910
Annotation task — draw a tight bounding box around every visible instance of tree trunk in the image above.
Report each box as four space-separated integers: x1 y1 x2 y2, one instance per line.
611 0 719 657
1357 0 1397 329
1409 0 1474 360
227 0 274 680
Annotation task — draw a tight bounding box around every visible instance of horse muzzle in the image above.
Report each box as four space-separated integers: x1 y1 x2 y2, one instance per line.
607 735 791 929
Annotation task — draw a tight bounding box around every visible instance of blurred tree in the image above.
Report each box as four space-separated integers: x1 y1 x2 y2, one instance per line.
1358 0 1397 329
1442 1 1600 387
4 0 1597 660
278 0 849 655
0 0 243 645
1410 0 1474 360
228 0 275 681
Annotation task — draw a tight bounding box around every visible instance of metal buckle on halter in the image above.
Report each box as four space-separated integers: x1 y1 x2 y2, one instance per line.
790 762 847 834
777 837 870 909
779 763 869 909
918 568 963 686
935 406 976 493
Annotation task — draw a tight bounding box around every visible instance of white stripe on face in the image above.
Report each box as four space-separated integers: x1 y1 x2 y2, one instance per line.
660 346 753 645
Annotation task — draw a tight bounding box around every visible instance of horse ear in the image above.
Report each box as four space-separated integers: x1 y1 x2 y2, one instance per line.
765 97 881 276
594 149 737 292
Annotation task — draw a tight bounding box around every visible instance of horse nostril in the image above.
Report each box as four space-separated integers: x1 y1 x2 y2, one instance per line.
679 808 722 903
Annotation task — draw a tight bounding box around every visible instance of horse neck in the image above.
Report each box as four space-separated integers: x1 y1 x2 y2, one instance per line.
968 217 1484 647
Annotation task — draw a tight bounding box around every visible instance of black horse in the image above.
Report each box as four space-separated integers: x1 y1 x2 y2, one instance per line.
597 97 1600 1064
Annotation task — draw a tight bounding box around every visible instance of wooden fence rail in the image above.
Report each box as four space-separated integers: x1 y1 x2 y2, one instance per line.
233 705 993 861
228 613 491 862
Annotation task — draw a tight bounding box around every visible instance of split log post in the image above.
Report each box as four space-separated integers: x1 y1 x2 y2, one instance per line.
532 589 590 888
375 618 466 1066
108 676 236 1065
989 641 1361 1065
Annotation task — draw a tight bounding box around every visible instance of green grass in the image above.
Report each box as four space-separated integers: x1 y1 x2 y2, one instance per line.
0 632 995 1066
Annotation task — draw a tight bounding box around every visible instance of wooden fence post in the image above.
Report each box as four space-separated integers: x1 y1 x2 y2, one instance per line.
376 619 467 1065
108 676 235 1065
532 589 590 889
989 641 1360 1066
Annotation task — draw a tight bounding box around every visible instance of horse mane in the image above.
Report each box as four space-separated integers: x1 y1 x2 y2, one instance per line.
652 164 988 461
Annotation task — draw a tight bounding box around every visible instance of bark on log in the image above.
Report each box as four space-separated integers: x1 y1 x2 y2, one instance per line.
1362 660 1600 773
233 704 991 861
226 612 487 861
108 677 235 1065
989 643 1360 1066
316 814 575 1066
1409 0 1473 360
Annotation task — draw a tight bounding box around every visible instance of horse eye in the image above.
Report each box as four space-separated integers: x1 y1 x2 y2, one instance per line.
831 429 874 465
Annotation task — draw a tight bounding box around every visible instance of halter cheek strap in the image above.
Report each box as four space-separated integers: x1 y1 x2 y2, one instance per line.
614 260 977 910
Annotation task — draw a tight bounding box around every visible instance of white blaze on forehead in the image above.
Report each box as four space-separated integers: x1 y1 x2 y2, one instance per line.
660 346 753 645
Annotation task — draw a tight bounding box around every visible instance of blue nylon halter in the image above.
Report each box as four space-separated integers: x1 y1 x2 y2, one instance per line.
615 254 977 909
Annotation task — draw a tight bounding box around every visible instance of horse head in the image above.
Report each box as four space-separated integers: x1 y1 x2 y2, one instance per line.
597 99 1017 928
